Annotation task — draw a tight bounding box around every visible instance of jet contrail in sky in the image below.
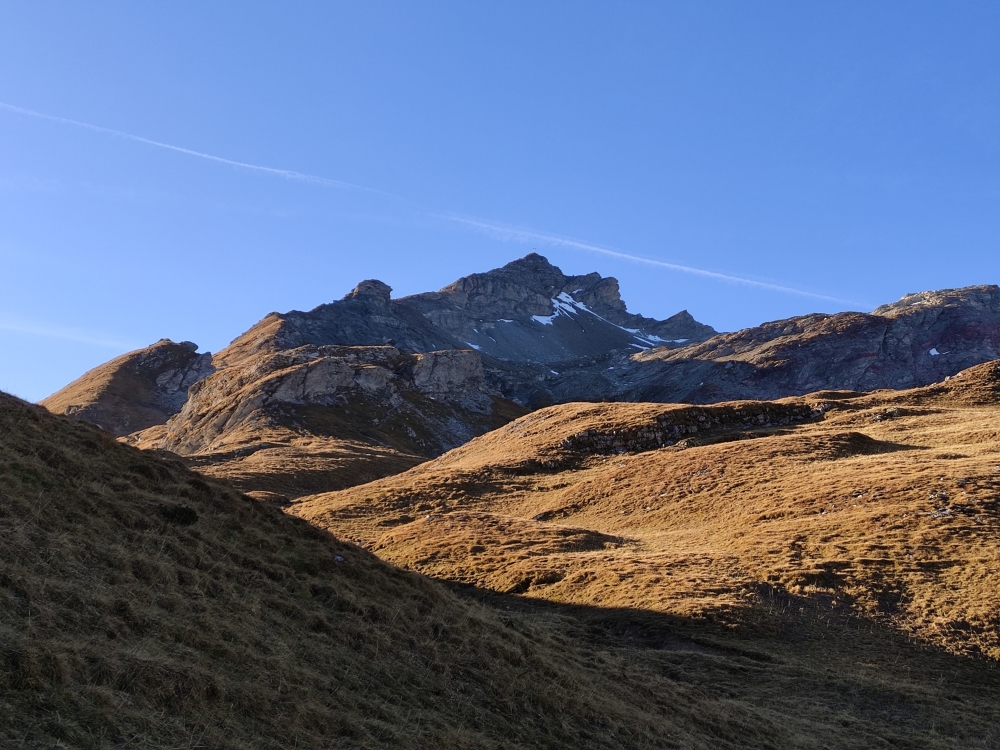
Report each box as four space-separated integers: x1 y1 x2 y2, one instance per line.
0 101 385 194
2 101 856 306
440 214 860 305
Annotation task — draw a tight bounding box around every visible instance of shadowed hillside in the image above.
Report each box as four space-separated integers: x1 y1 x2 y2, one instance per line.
290 363 1000 746
6 386 1000 747
3 388 941 750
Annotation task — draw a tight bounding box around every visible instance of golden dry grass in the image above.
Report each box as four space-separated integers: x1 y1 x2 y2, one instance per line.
290 362 1000 746
7 389 954 749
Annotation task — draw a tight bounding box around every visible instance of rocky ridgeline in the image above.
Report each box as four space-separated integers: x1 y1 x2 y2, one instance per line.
42 254 1000 476
41 339 215 436
403 252 715 354
625 284 1000 404
137 344 503 456
558 402 823 456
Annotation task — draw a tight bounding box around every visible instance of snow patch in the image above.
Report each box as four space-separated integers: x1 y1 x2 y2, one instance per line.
530 292 693 349
464 342 482 351
532 293 584 325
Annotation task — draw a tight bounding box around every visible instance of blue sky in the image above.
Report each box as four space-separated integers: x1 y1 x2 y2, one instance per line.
1 2 998 401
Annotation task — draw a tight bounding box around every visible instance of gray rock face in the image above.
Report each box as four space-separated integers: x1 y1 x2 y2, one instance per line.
204 253 716 408
215 280 460 368
402 253 716 362
216 254 714 370
619 285 1000 403
41 339 214 435
146 345 505 457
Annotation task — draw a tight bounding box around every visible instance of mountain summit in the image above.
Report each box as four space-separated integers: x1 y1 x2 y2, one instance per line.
216 253 714 369
402 253 715 362
41 256 1000 501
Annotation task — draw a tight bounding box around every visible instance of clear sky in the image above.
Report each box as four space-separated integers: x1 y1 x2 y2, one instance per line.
1 2 998 401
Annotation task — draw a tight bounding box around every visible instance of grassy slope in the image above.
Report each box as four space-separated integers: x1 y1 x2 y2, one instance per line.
294 362 1000 747
0 390 844 750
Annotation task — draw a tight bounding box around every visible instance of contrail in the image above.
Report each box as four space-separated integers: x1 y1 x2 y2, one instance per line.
440 214 860 305
0 318 138 349
2 101 858 305
0 101 386 195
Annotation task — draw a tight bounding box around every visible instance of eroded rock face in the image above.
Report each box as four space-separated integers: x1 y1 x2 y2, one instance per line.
140 345 508 457
402 253 716 362
623 285 1000 403
41 339 214 435
215 281 460 368
215 254 715 370
201 253 716 408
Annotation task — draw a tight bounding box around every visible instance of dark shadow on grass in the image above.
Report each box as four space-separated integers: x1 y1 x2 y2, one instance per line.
435 576 1000 750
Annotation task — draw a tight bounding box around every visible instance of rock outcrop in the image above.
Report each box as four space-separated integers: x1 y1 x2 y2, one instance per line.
215 279 460 368
622 284 1000 403
402 253 716 363
204 253 717 409
128 345 526 499
41 339 214 436
141 345 504 456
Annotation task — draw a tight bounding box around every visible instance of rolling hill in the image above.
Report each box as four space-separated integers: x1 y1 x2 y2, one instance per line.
5 386 1000 748
288 362 1000 746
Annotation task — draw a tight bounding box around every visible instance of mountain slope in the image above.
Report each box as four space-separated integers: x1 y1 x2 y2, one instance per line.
128 345 526 501
402 252 715 362
7 391 1000 748
41 254 716 497
41 339 214 436
625 284 1000 403
1 389 804 750
293 363 1000 724
215 279 461 368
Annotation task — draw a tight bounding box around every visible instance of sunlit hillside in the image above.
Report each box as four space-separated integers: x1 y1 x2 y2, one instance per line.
289 362 1000 747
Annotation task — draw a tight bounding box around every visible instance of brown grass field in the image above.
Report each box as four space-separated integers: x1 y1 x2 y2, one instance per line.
13 389 991 749
292 361 1000 746
6 362 1000 747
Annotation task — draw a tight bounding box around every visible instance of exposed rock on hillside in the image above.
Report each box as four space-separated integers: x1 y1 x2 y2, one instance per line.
42 253 717 493
215 279 461 368
130 344 526 498
402 253 716 362
216 254 715 372
623 284 1000 403
144 345 503 455
41 338 214 435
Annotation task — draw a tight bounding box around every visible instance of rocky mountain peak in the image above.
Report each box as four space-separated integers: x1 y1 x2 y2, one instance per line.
872 284 1000 318
346 279 393 304
401 252 715 364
